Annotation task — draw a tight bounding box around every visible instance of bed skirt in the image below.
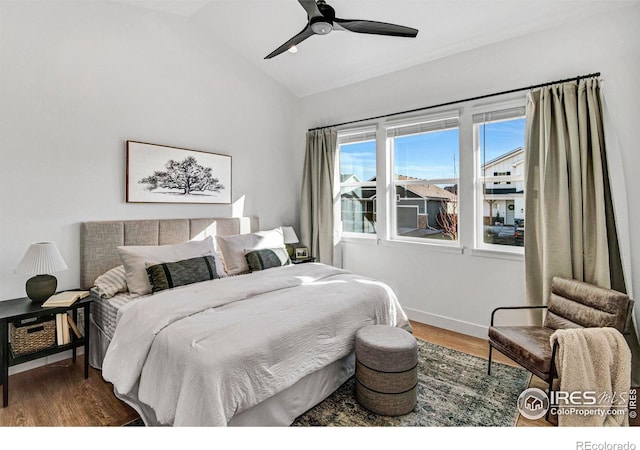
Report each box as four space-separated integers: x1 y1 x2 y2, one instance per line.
228 351 355 426
89 315 111 370
90 316 356 426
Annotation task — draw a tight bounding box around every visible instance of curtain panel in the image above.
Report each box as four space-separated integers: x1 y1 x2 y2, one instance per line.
524 78 639 383
300 128 338 265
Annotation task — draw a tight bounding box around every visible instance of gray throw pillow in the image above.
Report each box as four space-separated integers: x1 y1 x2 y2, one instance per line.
146 255 219 293
245 247 290 272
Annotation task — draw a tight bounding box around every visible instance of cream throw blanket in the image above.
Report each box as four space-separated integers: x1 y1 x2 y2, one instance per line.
550 327 631 426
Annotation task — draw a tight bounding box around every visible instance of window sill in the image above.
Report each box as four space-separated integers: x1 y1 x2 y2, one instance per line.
469 248 524 261
340 235 378 245
339 236 464 254
340 237 523 260
383 239 463 255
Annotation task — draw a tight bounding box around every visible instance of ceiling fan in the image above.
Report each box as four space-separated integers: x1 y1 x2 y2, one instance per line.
265 0 419 59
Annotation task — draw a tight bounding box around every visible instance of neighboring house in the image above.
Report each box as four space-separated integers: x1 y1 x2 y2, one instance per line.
340 174 360 184
395 176 457 230
340 174 376 233
340 174 457 233
481 147 525 226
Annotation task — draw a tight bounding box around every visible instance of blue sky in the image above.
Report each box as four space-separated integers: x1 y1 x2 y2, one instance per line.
479 118 526 164
340 118 525 181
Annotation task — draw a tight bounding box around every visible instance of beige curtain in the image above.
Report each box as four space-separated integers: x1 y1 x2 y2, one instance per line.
525 78 640 383
300 128 337 265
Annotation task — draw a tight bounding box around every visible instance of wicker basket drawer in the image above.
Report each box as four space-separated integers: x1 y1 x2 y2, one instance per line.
9 316 56 357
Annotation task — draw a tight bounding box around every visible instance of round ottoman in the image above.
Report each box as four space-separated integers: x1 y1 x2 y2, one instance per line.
355 325 418 416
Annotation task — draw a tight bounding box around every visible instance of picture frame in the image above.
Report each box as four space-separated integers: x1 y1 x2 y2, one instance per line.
126 141 232 204
295 247 310 260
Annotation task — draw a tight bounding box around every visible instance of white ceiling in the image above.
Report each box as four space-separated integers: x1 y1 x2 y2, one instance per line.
115 0 637 97
113 0 210 17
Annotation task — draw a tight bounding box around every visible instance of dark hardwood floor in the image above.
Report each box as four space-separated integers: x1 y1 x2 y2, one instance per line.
0 355 137 426
0 320 635 427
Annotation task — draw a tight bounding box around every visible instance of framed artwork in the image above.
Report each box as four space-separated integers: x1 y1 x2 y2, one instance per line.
295 247 309 260
126 141 231 204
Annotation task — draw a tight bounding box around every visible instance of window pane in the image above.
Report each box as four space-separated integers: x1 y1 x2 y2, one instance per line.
395 183 458 240
394 128 459 180
340 186 376 234
339 138 376 235
479 117 525 247
339 140 376 182
392 127 459 242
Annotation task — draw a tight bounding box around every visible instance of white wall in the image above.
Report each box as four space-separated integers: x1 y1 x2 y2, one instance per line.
0 1 301 303
300 5 640 338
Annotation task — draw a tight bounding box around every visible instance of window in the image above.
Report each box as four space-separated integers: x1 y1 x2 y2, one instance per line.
338 128 377 235
473 106 526 249
335 96 527 256
493 171 512 184
387 115 459 242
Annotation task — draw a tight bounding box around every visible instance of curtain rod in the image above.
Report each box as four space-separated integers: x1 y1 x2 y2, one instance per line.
307 72 601 132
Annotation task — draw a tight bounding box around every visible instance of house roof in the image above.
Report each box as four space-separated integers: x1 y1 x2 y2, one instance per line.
396 175 457 201
340 173 360 183
351 175 457 201
482 147 524 169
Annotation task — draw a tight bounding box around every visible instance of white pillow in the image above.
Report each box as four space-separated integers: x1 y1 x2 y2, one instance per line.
117 236 226 296
216 227 285 275
92 265 127 298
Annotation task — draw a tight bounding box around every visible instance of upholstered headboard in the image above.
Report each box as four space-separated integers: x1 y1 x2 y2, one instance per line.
80 217 259 289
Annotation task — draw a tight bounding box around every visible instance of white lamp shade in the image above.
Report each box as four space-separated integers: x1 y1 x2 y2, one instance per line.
282 226 299 244
14 242 68 275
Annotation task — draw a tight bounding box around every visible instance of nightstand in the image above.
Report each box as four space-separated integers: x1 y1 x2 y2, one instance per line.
291 257 316 264
0 294 93 407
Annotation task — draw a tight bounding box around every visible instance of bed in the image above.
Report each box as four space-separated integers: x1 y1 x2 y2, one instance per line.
80 217 410 426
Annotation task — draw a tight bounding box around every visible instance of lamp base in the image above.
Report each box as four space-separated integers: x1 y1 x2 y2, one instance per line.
25 274 57 304
286 244 295 258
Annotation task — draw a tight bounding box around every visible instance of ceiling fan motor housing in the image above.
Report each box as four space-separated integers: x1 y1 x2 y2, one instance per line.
310 1 335 35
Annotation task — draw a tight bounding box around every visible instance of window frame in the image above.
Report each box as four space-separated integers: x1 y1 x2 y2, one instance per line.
334 94 527 259
337 126 378 239
472 100 526 254
385 112 461 247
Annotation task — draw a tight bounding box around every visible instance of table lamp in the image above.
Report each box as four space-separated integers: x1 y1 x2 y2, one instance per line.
282 226 299 258
14 242 68 304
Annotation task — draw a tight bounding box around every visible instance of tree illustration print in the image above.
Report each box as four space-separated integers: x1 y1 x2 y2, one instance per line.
139 156 225 196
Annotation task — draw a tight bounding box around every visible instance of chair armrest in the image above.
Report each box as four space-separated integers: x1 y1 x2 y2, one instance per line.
490 305 548 326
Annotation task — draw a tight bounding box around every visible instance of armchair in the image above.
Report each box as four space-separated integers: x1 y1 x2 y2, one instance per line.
487 276 633 397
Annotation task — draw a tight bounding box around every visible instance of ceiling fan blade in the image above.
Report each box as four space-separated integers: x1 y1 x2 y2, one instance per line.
264 25 315 59
298 0 323 19
334 18 418 38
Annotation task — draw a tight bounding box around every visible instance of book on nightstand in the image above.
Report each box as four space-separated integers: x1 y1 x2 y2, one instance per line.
66 314 82 339
55 313 72 345
42 290 90 308
61 314 70 344
55 313 64 345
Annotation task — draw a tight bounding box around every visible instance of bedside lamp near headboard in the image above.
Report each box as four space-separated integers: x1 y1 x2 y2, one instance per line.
14 242 68 304
282 226 299 258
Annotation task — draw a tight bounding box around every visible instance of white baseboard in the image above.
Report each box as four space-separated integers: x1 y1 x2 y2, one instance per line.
8 348 84 376
404 307 489 340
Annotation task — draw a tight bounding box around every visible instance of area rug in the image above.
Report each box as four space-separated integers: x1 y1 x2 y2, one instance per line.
124 339 530 427
291 339 530 427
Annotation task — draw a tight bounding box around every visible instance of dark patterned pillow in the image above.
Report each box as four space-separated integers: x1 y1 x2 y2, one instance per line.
245 247 291 272
146 255 219 293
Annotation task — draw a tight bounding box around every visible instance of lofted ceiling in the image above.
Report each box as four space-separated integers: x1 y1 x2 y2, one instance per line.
114 0 637 97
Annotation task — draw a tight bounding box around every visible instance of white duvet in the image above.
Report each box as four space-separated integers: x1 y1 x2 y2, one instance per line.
102 263 410 426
